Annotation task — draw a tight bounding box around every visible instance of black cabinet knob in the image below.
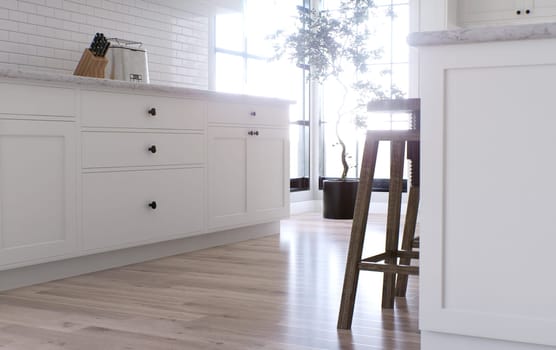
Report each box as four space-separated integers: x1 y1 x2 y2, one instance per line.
516 9 521 15
526 9 531 14
148 107 157 116
148 201 157 209
254 130 259 136
250 111 256 116
148 145 157 153
248 130 254 136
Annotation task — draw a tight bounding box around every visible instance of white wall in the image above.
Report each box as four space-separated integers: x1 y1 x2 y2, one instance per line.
0 0 210 89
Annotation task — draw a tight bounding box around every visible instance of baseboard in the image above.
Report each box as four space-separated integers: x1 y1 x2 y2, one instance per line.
290 200 320 215
290 195 409 216
0 221 280 292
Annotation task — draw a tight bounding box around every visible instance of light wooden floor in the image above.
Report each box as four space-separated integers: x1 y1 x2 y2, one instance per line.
0 213 419 349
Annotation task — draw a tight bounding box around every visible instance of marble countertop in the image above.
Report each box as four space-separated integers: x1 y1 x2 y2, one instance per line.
0 68 293 104
408 22 556 47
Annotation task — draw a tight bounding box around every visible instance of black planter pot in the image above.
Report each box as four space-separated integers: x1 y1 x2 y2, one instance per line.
323 179 359 219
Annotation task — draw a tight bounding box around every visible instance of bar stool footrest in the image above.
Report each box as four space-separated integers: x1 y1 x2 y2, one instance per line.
359 261 419 275
359 250 420 275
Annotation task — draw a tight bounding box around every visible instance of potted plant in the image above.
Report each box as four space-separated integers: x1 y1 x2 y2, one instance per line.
274 0 400 219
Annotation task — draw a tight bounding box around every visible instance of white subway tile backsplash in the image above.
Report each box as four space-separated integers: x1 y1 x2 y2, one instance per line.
25 0 47 5
9 31 28 43
36 46 54 57
62 0 81 12
45 57 64 68
62 19 79 32
85 0 101 8
28 34 46 46
0 1 18 11
54 8 73 21
26 14 45 25
18 2 37 13
0 19 18 31
54 48 72 59
28 55 45 66
9 10 28 22
36 5 54 16
45 0 62 9
10 52 29 64
0 0 209 88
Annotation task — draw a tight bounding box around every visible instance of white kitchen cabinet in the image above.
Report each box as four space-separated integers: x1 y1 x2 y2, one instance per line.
80 90 207 253
457 0 556 26
0 72 290 288
0 120 76 268
208 126 289 230
82 168 204 251
419 38 556 348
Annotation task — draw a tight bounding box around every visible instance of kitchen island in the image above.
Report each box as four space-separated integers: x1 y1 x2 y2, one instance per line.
412 22 556 350
0 69 290 291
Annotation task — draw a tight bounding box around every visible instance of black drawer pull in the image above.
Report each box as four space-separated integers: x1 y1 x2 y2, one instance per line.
516 9 521 15
525 9 531 14
148 201 157 210
254 130 259 136
250 111 256 116
248 130 254 136
148 107 157 116
148 145 157 153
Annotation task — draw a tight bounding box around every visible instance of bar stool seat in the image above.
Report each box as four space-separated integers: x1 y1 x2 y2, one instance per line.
337 98 420 330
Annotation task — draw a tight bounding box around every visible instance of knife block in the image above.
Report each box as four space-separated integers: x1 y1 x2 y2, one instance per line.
74 48 107 78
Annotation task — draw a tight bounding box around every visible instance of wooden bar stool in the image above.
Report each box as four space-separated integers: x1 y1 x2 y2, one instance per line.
337 98 420 330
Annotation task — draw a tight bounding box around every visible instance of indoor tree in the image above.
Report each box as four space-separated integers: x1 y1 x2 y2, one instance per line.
274 0 402 218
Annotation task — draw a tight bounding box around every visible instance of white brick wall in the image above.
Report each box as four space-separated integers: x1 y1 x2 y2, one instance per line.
0 0 210 89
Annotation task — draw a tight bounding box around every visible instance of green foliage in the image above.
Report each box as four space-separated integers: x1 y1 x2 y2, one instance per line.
274 0 379 84
273 0 404 179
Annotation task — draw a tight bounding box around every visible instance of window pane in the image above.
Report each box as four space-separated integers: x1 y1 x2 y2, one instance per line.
215 53 245 93
391 62 409 96
320 2 410 181
215 13 244 52
290 123 310 178
391 4 409 63
368 8 392 64
246 58 304 100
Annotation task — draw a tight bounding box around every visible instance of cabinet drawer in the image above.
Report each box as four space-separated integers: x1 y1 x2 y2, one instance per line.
0 83 76 117
207 102 288 126
82 132 204 168
82 168 204 251
81 90 205 130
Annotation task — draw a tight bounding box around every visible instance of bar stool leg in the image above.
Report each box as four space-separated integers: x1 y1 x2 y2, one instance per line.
395 185 419 297
337 139 379 330
382 140 406 309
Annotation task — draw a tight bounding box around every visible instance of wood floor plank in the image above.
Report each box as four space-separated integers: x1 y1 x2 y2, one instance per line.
0 213 420 349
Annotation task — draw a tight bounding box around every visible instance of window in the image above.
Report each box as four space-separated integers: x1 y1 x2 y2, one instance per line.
214 0 311 191
319 0 410 185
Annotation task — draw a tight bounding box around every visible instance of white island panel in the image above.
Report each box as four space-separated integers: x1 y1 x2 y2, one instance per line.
418 38 556 349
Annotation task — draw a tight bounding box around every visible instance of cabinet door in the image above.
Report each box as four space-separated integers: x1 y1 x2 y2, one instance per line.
246 128 289 222
458 0 522 24
207 127 248 229
0 120 76 268
530 0 556 19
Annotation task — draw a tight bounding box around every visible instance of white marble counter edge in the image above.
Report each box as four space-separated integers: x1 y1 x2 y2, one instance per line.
408 21 556 47
0 68 294 105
